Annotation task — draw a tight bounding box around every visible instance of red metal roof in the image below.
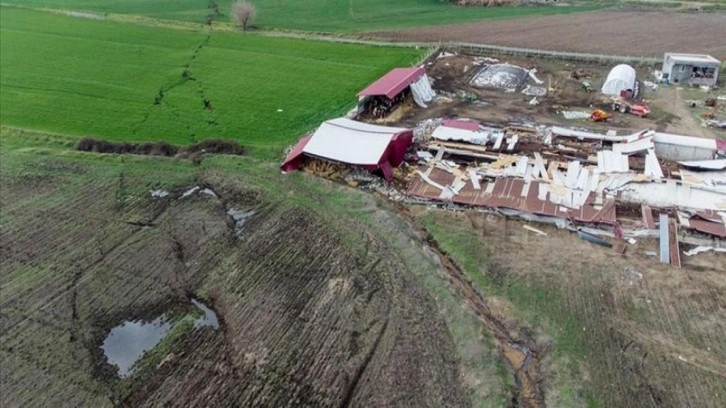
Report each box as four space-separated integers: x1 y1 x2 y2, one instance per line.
358 67 425 99
688 217 726 238
441 119 480 131
407 168 617 225
281 135 312 172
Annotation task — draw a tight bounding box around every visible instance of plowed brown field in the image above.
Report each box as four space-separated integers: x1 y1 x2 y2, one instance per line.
0 141 470 407
367 11 726 57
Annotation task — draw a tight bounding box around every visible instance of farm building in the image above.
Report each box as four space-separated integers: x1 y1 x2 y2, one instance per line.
661 53 721 86
601 64 637 97
281 118 413 181
356 66 435 118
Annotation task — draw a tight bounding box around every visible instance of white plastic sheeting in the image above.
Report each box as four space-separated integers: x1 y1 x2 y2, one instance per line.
410 74 436 108
431 126 489 145
562 111 591 120
678 159 726 170
601 64 636 96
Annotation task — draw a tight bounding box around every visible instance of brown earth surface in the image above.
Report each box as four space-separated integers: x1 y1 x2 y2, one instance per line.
417 209 726 408
0 163 468 407
366 11 726 58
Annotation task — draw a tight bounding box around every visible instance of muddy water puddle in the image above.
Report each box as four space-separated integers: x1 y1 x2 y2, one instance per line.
102 299 219 378
191 299 219 329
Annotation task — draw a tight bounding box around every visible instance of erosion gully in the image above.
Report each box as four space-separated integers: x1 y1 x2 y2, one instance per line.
391 201 546 408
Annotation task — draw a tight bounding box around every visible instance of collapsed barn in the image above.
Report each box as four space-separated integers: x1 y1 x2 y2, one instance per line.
282 50 726 265
406 121 726 266
281 117 413 181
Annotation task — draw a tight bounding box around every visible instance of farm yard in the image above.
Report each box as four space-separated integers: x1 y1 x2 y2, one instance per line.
2 1 726 408
368 11 726 57
374 51 723 139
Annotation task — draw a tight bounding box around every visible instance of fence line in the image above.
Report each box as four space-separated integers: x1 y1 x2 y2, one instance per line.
260 31 662 65
448 42 660 65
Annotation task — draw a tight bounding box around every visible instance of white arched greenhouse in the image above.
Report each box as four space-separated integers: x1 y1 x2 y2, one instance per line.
601 64 636 96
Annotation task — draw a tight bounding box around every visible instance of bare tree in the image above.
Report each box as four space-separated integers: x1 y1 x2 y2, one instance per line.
231 1 256 31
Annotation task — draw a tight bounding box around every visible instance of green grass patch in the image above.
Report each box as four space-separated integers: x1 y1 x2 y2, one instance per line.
4 0 603 32
418 211 602 407
0 7 425 159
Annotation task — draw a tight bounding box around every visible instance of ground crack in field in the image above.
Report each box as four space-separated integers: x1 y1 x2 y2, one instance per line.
390 201 547 408
133 32 216 140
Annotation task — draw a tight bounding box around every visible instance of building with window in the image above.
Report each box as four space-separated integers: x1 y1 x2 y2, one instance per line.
661 53 721 86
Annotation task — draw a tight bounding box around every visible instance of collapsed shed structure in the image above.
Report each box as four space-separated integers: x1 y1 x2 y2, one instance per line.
601 64 637 98
356 67 435 118
404 121 726 265
281 118 412 181
661 53 721 86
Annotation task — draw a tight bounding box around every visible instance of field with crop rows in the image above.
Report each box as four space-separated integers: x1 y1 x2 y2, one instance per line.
0 7 425 157
1 129 512 406
3 0 601 32
370 10 726 57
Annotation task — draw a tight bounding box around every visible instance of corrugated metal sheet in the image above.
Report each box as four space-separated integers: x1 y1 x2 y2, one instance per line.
441 119 480 131
407 168 616 225
357 67 425 99
659 213 670 264
688 217 726 237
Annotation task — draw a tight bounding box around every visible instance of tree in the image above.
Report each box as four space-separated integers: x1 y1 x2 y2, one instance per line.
231 1 256 31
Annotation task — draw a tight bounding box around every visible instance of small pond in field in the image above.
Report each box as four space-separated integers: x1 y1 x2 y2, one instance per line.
101 299 219 378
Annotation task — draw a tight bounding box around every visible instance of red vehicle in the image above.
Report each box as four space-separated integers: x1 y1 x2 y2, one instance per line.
612 97 650 117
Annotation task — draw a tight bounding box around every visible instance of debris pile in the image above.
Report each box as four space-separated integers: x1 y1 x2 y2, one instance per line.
402 120 726 265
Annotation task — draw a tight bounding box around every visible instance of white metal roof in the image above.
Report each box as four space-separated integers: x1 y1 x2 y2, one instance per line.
326 117 407 134
653 132 718 150
302 118 399 165
678 159 726 171
665 53 721 66
618 181 726 211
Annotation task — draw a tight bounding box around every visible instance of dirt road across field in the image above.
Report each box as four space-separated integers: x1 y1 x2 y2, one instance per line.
367 11 726 58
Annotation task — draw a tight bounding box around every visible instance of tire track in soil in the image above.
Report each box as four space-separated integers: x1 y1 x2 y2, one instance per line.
338 317 389 408
8 195 174 335
390 202 547 408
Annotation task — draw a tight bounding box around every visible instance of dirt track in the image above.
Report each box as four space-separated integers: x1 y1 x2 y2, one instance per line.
367 11 726 58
